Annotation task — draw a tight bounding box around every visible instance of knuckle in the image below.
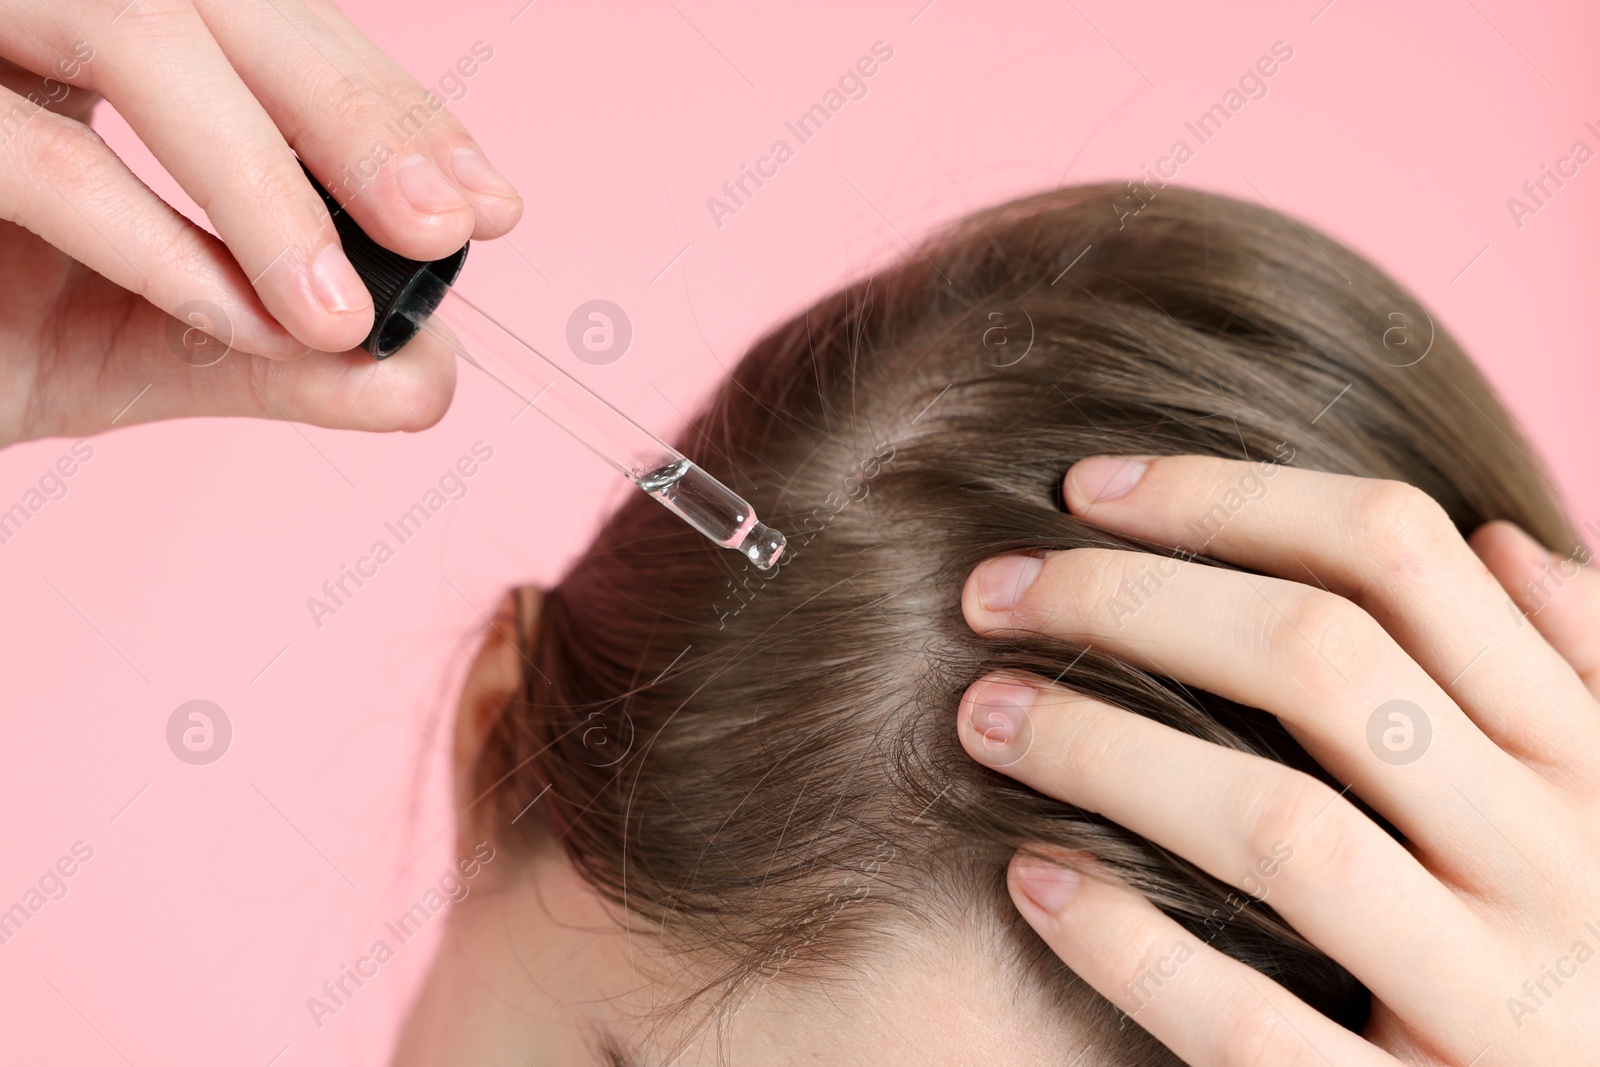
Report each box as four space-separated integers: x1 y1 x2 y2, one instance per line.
324 80 406 136
1215 994 1311 1067
125 226 188 302
1247 775 1362 897
159 225 217 282
386 82 452 130
1353 479 1455 570
1053 549 1133 631
1114 914 1184 994
246 349 276 402
24 116 108 178
1049 702 1124 788
1269 590 1376 696
96 0 190 26
227 160 318 228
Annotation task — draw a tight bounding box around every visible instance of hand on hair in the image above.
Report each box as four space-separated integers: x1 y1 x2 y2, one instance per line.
957 454 1600 1066
0 1 522 449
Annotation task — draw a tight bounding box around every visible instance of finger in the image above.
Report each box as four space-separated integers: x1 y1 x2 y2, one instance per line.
23 280 454 440
193 0 512 256
66 2 374 352
298 0 524 241
0 54 99 123
1471 520 1600 695
1006 851 1398 1067
958 676 1499 1018
1062 454 1600 767
0 88 309 361
962 548 1556 883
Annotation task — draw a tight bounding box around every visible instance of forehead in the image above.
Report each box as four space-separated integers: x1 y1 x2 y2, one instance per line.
684 944 1093 1066
440 852 1092 1067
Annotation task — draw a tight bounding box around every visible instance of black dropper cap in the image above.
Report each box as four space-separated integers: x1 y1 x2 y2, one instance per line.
300 162 470 359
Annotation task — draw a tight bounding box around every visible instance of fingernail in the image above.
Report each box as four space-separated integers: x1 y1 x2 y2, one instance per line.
309 243 369 315
975 553 1044 613
397 153 469 214
1070 455 1149 508
1014 856 1081 913
967 680 1036 754
451 147 518 198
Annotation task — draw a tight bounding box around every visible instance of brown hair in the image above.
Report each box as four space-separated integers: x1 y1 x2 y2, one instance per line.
473 182 1573 1062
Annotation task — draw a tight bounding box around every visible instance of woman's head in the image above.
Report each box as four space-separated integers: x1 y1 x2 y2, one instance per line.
411 182 1572 1065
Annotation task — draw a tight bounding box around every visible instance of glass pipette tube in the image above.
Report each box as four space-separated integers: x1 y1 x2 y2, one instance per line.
393 270 786 569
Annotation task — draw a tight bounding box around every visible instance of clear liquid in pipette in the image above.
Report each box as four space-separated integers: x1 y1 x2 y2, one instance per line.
404 292 788 570
635 459 786 569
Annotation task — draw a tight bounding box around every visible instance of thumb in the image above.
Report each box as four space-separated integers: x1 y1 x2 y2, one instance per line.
20 291 456 446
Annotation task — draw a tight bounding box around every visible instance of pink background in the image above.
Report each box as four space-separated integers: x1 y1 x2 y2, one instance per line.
2 0 1597 1063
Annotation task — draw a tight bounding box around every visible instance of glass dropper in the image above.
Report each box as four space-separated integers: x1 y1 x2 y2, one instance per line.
305 167 785 570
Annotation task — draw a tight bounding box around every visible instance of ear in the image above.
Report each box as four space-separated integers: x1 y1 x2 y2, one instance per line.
453 586 542 827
